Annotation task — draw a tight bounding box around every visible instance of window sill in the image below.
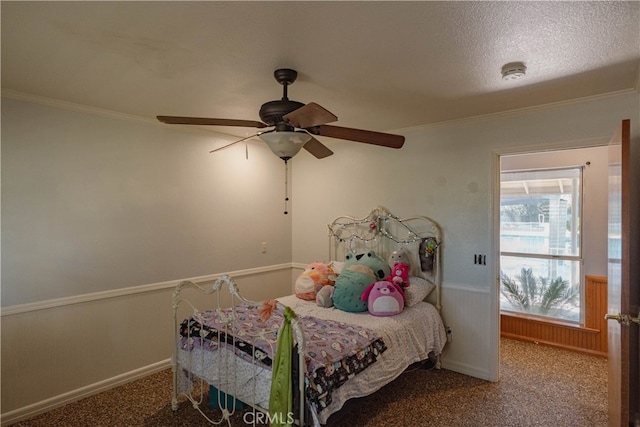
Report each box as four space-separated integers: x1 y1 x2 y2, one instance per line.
500 311 600 334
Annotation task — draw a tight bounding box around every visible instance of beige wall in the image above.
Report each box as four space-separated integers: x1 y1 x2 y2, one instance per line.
1 96 294 423
2 90 639 423
1 267 293 424
291 90 640 381
1 97 293 306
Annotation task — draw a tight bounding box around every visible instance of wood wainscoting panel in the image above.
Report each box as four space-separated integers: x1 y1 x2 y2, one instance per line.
500 275 608 357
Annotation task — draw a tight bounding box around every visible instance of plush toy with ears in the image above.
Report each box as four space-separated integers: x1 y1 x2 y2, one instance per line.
361 280 404 316
332 250 390 313
388 247 412 271
389 262 410 290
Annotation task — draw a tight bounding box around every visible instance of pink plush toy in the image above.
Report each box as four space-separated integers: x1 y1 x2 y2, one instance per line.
361 281 405 316
389 262 410 289
295 262 336 301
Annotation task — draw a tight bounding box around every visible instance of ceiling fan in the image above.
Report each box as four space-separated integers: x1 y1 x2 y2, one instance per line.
157 69 405 161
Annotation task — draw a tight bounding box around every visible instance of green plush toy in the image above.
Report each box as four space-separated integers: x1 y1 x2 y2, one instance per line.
332 250 391 312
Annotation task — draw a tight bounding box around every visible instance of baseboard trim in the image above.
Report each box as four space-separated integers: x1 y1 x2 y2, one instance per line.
1 359 171 426
440 360 493 382
500 333 608 358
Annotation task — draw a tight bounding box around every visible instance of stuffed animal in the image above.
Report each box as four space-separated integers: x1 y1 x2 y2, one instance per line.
332 250 391 312
388 247 412 272
361 280 404 316
353 250 391 281
389 262 410 289
316 285 334 307
295 262 336 301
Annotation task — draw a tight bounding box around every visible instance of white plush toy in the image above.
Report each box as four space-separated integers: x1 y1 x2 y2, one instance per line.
388 247 412 271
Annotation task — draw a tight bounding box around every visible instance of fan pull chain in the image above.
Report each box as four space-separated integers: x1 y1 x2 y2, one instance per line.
283 159 289 215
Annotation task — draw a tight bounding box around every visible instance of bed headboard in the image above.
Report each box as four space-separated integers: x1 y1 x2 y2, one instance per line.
327 206 442 310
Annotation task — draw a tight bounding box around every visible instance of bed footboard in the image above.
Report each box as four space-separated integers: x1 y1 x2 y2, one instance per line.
171 275 307 426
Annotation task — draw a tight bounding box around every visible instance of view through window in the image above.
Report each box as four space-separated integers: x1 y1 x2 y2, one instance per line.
500 167 582 322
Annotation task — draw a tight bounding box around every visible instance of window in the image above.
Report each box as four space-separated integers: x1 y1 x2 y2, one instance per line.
500 167 582 322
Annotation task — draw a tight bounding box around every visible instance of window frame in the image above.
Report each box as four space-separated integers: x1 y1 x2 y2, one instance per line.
499 166 585 324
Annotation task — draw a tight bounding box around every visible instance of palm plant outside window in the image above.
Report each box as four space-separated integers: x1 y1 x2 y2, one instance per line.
500 167 582 322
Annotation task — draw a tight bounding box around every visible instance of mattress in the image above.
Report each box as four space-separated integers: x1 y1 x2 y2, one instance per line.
177 295 447 424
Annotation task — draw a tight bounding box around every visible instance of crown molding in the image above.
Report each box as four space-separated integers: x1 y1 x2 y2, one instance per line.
0 89 239 140
2 89 154 123
398 88 639 134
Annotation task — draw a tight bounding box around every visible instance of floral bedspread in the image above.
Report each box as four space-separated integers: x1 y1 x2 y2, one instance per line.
179 303 386 411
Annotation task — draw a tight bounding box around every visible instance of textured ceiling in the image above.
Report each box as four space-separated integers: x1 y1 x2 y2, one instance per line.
2 1 639 139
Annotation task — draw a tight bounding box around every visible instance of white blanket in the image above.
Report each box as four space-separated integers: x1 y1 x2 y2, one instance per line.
278 296 447 423
176 295 447 424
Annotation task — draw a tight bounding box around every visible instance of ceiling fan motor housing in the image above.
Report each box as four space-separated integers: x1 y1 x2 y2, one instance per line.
259 68 304 129
157 67 405 159
259 99 305 128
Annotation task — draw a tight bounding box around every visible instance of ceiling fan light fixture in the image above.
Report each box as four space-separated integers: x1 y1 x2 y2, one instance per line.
501 62 527 80
259 131 311 160
158 68 405 161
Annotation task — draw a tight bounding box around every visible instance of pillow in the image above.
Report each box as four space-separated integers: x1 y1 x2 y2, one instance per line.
404 276 436 307
328 260 344 275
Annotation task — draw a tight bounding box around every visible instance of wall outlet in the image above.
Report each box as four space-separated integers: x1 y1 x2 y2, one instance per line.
474 254 487 265
446 327 453 342
261 242 267 253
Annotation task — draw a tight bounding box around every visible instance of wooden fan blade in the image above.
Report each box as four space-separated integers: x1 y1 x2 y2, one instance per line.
157 116 268 128
303 136 334 159
209 133 259 153
283 102 338 128
314 124 404 148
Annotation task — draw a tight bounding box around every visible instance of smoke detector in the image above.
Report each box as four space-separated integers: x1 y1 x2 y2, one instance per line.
501 62 527 80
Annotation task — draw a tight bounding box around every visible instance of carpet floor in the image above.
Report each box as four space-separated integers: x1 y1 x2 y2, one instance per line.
11 338 608 426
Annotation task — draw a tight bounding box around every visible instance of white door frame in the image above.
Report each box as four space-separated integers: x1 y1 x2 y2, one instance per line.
490 136 609 380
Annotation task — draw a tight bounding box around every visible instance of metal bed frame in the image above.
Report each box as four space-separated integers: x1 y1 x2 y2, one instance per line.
328 206 442 310
171 275 306 425
171 206 443 425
